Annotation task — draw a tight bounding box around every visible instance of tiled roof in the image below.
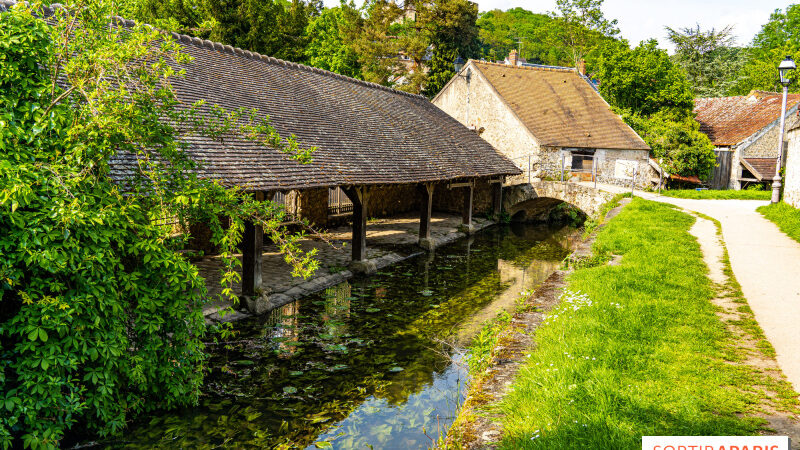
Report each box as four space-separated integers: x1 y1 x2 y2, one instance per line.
694 91 800 147
742 158 778 181
467 61 649 151
1 0 520 191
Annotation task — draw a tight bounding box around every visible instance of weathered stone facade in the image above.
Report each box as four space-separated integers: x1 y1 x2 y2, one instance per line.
432 179 494 216
432 61 651 190
784 127 800 208
503 181 615 222
298 188 329 228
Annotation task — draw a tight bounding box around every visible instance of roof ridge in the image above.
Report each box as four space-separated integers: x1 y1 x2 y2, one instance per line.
471 59 576 73
0 0 427 101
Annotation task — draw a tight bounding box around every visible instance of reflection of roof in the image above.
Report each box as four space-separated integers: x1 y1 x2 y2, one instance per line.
1 0 520 191
742 158 778 181
465 61 649 151
694 91 800 147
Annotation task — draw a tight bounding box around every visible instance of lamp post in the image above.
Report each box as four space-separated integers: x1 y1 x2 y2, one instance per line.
771 56 796 204
453 55 471 82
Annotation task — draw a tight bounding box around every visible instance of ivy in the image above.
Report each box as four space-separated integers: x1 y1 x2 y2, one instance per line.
0 1 318 447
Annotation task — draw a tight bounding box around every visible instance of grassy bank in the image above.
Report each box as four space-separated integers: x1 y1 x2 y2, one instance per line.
492 198 793 448
757 201 800 244
661 189 771 200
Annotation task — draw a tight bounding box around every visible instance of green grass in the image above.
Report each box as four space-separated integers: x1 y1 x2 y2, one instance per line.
661 189 771 200
494 198 777 449
757 201 800 244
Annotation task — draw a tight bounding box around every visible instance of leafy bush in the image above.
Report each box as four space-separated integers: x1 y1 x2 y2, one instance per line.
0 1 315 447
619 109 717 179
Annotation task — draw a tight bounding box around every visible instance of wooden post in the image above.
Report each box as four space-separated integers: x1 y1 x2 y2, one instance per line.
343 186 369 262
491 182 502 220
242 191 265 297
459 182 474 234
418 183 435 249
462 184 473 226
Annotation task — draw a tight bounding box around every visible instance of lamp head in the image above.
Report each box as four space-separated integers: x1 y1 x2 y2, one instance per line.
779 56 796 86
453 55 465 73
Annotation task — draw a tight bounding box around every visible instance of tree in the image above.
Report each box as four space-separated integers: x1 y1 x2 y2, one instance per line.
422 0 480 97
0 1 315 446
666 24 747 97
203 0 320 61
304 4 362 78
476 8 569 65
620 109 717 178
345 0 403 87
596 40 716 178
730 5 800 94
597 39 695 116
550 0 619 66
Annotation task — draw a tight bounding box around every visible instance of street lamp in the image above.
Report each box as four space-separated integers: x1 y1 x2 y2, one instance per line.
453 55 471 82
453 55 465 73
772 56 797 204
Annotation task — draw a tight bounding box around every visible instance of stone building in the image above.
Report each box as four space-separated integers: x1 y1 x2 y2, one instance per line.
431 58 652 188
107 21 520 295
694 90 800 190
781 124 800 208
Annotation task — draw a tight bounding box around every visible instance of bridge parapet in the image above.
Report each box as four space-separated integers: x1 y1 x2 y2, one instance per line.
503 181 616 222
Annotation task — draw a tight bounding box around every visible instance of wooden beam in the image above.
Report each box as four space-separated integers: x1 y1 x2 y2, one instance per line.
343 186 369 262
462 184 473 228
242 191 265 297
418 183 435 249
491 183 502 220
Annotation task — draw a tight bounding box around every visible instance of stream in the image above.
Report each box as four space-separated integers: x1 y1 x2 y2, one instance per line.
110 223 578 449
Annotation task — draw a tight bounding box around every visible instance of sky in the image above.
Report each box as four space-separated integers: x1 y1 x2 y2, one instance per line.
322 0 793 53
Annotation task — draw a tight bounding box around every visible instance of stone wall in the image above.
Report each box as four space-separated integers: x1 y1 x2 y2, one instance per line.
784 127 800 208
432 179 494 216
432 63 541 172
368 184 419 217
503 181 614 222
298 188 329 228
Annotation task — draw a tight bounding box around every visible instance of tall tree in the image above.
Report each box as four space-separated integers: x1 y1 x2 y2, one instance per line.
422 0 480 97
203 0 320 61
476 8 569 65
730 5 800 94
666 24 747 97
304 4 362 78
345 0 404 87
597 39 694 116
550 0 619 66
596 40 716 178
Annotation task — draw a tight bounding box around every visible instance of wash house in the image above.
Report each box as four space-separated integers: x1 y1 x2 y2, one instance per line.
114 29 520 297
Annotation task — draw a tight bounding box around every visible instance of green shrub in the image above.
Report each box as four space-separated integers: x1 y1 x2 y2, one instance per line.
0 2 315 447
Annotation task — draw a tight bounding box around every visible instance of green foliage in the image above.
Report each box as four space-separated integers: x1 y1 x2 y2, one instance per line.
662 189 771 200
597 39 695 116
304 5 362 78
497 199 780 448
476 8 569 65
0 1 316 447
422 0 479 96
758 202 800 244
467 311 511 375
203 0 319 62
666 24 747 97
730 5 800 94
619 109 716 178
550 0 619 66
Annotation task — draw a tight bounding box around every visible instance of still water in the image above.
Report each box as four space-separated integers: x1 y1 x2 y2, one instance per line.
113 223 576 449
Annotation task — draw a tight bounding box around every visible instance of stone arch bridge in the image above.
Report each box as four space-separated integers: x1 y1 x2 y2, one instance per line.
502 181 617 222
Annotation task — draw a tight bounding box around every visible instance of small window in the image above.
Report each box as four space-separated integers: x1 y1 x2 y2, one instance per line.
570 150 595 172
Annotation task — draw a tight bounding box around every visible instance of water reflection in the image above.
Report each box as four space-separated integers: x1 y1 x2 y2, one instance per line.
109 224 576 449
